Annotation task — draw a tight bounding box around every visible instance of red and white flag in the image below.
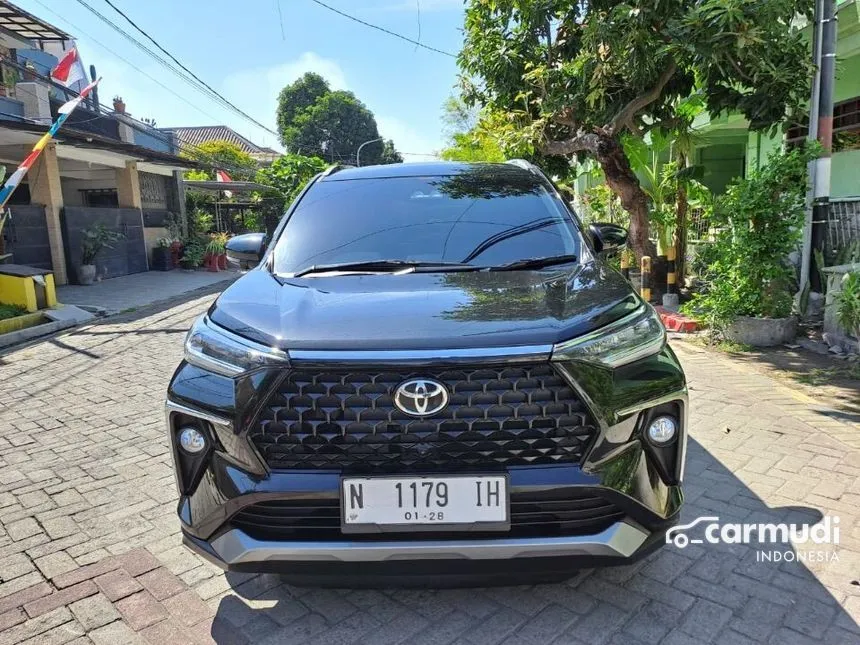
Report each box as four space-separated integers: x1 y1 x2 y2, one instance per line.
215 169 233 197
51 47 87 88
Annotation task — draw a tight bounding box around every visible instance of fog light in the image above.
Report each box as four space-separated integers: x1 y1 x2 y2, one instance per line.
647 416 677 444
178 426 207 454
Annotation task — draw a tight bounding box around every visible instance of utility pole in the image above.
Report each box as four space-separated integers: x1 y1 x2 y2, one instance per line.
356 137 383 167
800 0 838 295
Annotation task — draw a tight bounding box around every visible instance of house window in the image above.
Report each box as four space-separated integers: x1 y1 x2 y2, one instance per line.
787 96 860 151
80 189 118 207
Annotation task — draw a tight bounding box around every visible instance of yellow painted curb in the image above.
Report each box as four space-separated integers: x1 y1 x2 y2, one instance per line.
0 311 46 335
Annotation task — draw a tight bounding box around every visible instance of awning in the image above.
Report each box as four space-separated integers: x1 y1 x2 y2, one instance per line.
183 180 275 192
0 1 71 41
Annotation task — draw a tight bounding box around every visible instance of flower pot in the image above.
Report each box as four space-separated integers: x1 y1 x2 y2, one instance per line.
218 253 227 270
151 247 173 271
205 254 219 272
724 315 797 347
78 264 96 285
170 241 182 267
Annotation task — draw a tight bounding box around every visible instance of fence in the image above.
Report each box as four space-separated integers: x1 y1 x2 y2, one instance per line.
825 198 860 265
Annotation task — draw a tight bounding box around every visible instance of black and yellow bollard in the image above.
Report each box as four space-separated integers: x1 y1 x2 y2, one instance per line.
640 256 652 303
666 247 677 295
663 247 680 309
620 252 631 281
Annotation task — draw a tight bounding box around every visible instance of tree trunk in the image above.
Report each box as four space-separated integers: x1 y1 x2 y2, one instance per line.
674 150 689 283
593 135 654 260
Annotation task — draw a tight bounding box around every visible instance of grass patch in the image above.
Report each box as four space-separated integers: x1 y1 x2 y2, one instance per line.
684 335 753 354
793 364 860 386
0 302 28 321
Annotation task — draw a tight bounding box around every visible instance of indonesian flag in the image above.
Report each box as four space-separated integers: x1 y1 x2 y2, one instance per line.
51 47 87 88
215 169 233 197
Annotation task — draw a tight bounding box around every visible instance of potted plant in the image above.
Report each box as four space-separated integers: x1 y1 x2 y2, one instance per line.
169 238 182 267
835 270 860 342
152 237 173 271
682 146 818 346
179 237 204 270
79 224 124 285
205 236 225 272
1 65 19 98
212 232 230 270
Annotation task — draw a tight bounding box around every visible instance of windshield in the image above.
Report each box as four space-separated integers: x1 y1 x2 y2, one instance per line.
272 167 582 275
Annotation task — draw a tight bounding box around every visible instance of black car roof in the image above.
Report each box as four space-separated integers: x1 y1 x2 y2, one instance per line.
319 161 537 182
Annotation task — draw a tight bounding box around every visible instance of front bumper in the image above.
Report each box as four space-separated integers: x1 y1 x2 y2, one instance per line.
166 345 687 583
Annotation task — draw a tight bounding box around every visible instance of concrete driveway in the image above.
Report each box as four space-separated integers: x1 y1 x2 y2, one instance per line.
1 291 858 645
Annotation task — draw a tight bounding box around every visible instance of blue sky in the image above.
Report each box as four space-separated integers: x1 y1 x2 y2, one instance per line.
18 0 466 158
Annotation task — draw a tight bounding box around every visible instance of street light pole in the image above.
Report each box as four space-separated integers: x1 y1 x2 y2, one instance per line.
356 137 383 167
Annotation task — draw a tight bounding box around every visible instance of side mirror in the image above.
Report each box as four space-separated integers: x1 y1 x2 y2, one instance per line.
225 233 266 269
589 223 628 255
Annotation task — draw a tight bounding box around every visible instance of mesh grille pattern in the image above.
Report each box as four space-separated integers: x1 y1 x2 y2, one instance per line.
250 364 596 472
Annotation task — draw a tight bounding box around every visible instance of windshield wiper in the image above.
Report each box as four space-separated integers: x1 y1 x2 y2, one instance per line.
488 254 578 272
292 260 479 277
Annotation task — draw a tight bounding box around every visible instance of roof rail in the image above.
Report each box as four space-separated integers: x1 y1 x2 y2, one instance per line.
321 163 355 177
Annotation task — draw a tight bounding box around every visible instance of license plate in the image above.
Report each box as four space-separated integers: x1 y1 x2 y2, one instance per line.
341 475 509 533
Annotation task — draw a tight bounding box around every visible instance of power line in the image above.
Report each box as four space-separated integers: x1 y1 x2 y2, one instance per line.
97 0 279 137
307 0 456 58
0 58 263 177
29 0 235 128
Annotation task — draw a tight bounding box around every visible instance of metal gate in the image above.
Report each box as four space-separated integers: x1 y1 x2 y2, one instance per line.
61 206 148 283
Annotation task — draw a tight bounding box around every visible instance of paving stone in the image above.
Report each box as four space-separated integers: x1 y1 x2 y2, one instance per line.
88 620 146 645
115 549 162 578
0 582 53 615
6 519 42 542
162 590 211 627
23 582 98 619
140 619 196 645
115 591 169 632
0 607 74 645
35 552 79 580
53 560 120 590
69 594 121 631
94 570 142 602
136 568 186 601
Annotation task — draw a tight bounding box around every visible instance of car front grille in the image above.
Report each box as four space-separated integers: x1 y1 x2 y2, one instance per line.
249 364 596 473
229 489 625 542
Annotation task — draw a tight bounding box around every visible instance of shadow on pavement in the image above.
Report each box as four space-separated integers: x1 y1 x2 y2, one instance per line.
208 437 857 644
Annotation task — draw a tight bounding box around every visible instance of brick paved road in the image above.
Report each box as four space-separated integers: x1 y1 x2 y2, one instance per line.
1 291 859 645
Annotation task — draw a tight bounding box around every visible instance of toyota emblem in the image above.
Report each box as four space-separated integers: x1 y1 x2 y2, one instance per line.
393 378 449 417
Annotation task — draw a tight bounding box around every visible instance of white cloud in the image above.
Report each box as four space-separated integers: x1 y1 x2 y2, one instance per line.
376 115 442 161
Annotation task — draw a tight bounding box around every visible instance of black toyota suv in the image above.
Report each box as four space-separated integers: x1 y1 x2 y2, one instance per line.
166 160 687 586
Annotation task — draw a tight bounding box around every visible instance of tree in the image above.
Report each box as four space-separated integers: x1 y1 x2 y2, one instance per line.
276 73 401 165
439 97 506 162
256 153 328 236
379 139 403 164
182 140 256 181
459 0 812 259
256 153 327 205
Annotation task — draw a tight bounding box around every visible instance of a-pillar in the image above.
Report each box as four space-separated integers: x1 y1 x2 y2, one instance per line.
116 160 142 208
28 142 68 285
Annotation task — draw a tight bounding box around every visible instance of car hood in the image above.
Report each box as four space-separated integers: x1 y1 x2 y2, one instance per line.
209 263 640 351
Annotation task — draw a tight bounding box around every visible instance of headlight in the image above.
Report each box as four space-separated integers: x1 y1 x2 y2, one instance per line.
551 304 666 368
184 315 288 376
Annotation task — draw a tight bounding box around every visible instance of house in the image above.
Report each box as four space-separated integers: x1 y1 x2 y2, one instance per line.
0 0 195 285
691 0 860 200
163 125 280 164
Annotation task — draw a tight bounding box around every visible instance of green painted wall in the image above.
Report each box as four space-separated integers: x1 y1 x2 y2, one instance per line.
697 143 746 194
